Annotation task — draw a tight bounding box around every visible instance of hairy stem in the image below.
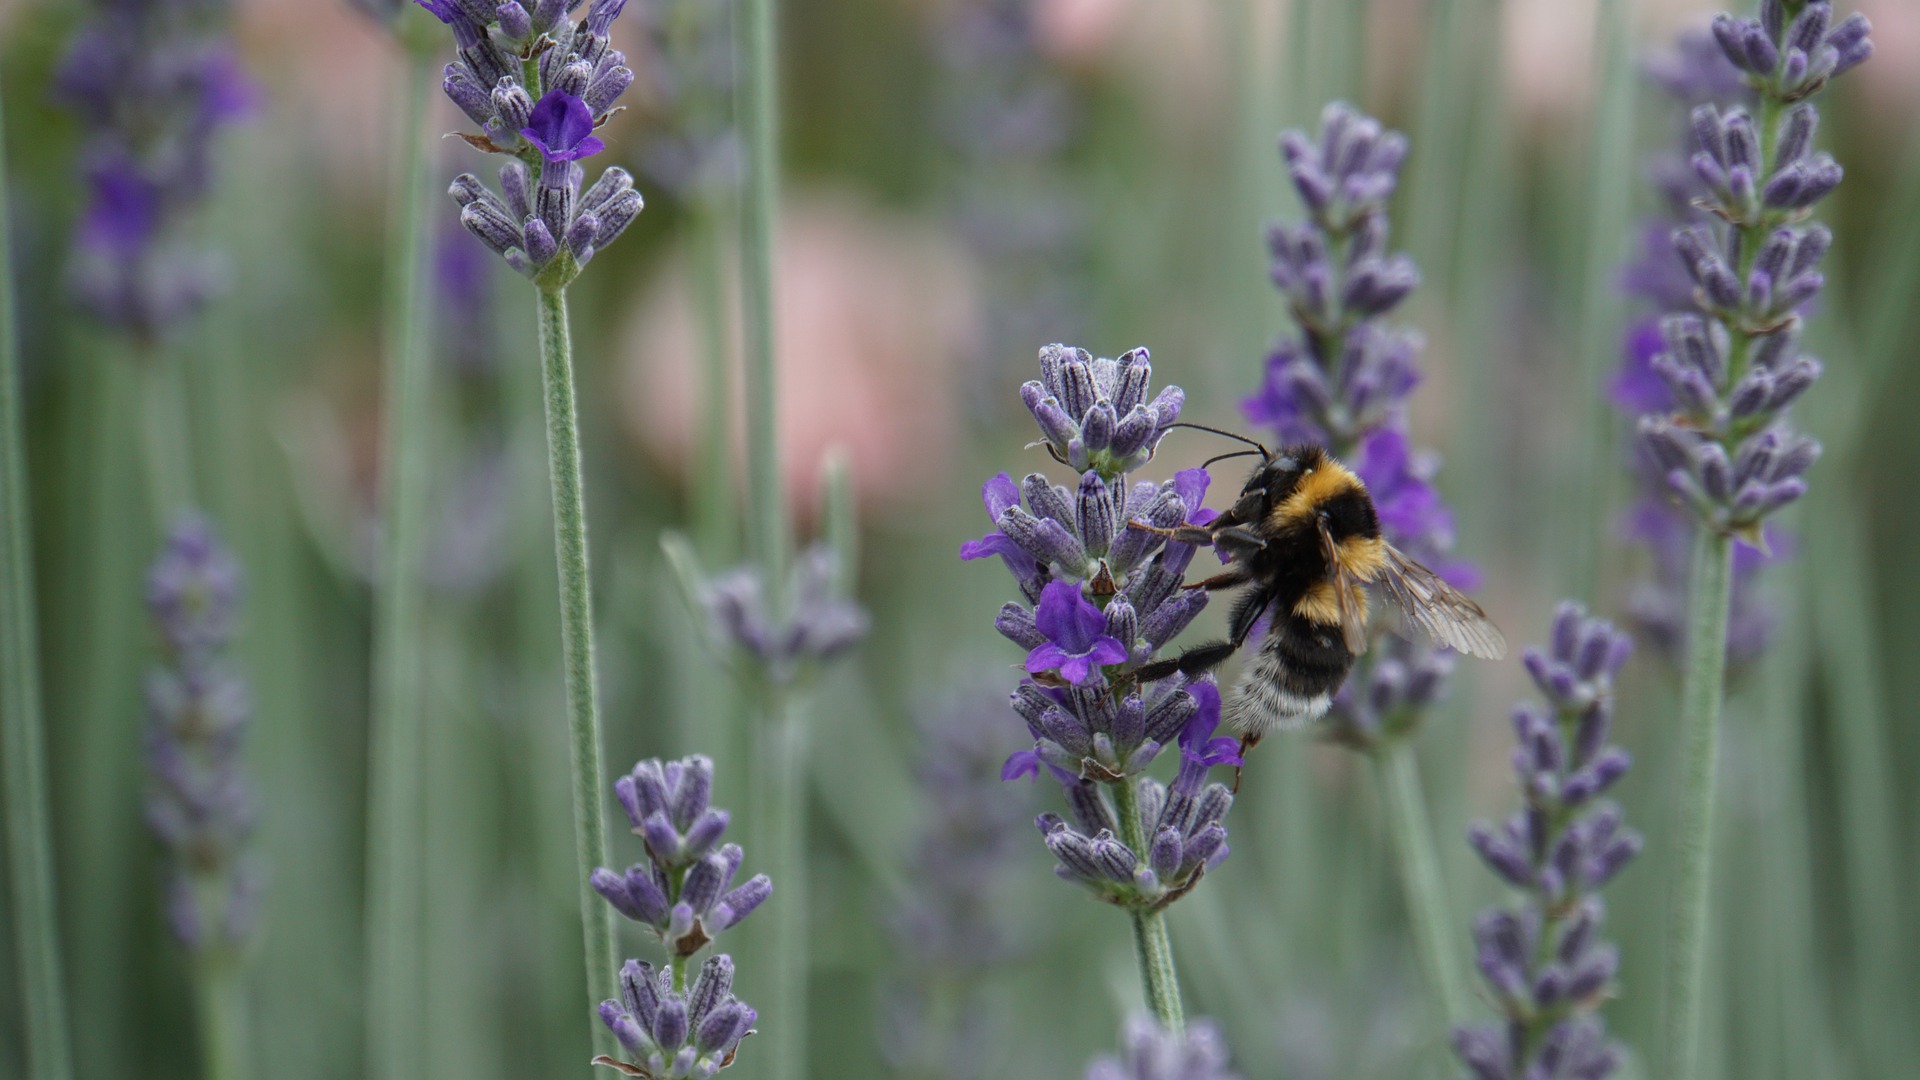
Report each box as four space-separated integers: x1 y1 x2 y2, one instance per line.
1374 742 1469 1032
1113 778 1185 1032
1662 529 1734 1080
365 44 437 1080
0 78 77 1080
536 285 619 1053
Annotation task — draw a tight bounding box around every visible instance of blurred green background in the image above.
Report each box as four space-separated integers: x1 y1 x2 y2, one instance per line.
2 0 1917 1077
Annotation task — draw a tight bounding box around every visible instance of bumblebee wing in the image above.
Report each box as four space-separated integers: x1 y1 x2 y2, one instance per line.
1376 544 1508 659
1318 517 1372 656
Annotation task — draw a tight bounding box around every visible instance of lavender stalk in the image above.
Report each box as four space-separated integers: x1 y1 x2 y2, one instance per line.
591 755 766 1076
1630 9 1872 1078
1241 102 1478 1032
416 0 648 1049
733 0 804 1069
0 77 77 1080
1452 603 1639 1080
965 345 1241 1032
360 14 440 1080
144 517 262 1080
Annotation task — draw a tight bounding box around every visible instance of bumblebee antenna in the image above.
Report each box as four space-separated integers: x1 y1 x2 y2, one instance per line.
1166 422 1269 458
1200 448 1266 471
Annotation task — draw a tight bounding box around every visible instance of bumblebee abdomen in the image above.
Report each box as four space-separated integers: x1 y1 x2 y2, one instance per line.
1223 614 1356 736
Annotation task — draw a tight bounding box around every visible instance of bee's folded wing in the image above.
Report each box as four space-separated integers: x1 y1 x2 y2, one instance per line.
1376 545 1508 660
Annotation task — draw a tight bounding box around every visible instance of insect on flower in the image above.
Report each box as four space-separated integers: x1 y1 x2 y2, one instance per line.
1132 426 1506 757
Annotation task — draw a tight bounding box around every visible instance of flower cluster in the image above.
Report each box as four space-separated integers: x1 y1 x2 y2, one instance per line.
881 686 1036 1079
1085 1016 1242 1080
142 514 262 952
54 0 253 340
699 544 870 685
422 0 646 287
629 0 742 201
593 756 762 1077
1019 345 1187 479
1613 6 1868 667
1038 749 1232 912
966 344 1238 912
593 756 772 959
1453 604 1640 1080
1240 102 1472 749
1626 4 1866 549
595 955 757 1079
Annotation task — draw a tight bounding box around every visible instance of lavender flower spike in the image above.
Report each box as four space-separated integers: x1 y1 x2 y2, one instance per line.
1618 16 1869 1080
1452 603 1638 1080
594 756 772 958
595 955 757 1078
696 543 870 686
1085 1016 1242 1080
143 514 263 951
55 0 255 339
968 343 1237 1031
1239 102 1477 751
426 0 646 286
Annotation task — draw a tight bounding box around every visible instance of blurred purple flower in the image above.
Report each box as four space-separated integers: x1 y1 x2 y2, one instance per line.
143 514 261 952
54 12 254 338
1237 103 1479 747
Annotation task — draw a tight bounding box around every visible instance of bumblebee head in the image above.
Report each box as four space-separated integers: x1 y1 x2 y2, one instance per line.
1241 443 1329 507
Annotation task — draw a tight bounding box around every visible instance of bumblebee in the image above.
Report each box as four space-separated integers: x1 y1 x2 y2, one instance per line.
1134 440 1505 744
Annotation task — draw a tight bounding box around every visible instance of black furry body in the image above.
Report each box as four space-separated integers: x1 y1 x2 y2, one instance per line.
1137 444 1382 734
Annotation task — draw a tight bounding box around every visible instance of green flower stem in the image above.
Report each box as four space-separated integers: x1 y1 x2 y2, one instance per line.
535 284 619 1053
365 43 437 1080
1662 92 1782 1080
1662 530 1735 1080
193 957 247 1080
139 348 196 528
1112 777 1185 1032
0 78 78 1080
1373 741 1469 1030
752 686 809 1080
689 197 736 557
737 0 808 1073
739 0 787 586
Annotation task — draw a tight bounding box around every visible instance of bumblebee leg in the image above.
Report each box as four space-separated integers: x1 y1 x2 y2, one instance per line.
1226 588 1274 647
1230 732 1263 794
1125 521 1218 546
1133 640 1237 683
1182 566 1252 591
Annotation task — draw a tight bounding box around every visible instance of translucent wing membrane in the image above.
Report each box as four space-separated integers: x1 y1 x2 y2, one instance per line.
1375 545 1507 659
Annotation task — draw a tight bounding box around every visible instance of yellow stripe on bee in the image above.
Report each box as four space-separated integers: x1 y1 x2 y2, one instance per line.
1292 579 1371 624
1336 535 1388 580
1273 460 1363 525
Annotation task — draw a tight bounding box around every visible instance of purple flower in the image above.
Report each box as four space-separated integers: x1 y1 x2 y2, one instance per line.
55 17 253 338
142 514 261 951
1453 604 1638 1080
597 955 757 1075
1177 680 1241 769
522 90 607 163
595 756 771 957
1025 580 1128 685
1086 1016 1241 1080
1238 104 1485 748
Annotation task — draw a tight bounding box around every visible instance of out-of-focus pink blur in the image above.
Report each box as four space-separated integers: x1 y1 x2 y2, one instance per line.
623 192 978 516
